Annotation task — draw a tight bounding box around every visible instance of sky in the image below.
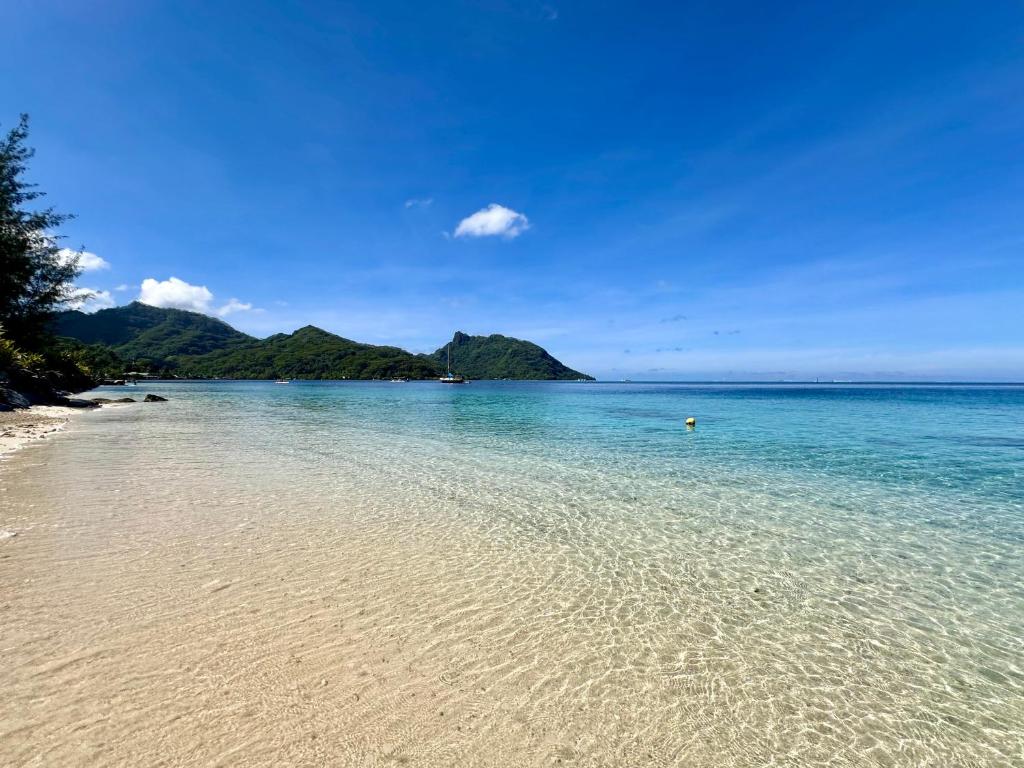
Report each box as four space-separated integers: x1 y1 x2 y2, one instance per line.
3 1 1023 380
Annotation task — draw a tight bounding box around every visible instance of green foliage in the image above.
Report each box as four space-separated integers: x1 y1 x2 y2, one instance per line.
15 349 45 371
429 331 593 380
0 324 43 373
53 337 128 379
0 333 17 371
0 115 80 349
1 323 93 396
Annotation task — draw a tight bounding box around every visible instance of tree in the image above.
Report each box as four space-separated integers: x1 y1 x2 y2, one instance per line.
0 114 81 349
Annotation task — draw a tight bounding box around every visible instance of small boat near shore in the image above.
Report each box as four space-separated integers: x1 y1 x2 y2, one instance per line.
274 379 290 384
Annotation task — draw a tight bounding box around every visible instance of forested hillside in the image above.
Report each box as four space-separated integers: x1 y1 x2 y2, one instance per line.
430 331 593 380
54 307 594 380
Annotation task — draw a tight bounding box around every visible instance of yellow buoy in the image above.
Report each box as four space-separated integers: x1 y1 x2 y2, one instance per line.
685 417 696 428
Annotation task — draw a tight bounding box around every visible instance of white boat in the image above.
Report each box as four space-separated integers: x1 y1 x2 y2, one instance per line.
439 342 467 384
274 379 290 384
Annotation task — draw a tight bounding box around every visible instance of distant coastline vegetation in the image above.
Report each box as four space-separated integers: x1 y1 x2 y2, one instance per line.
56 303 593 381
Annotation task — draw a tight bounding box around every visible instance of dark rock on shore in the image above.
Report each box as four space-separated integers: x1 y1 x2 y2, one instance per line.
143 394 168 402
0 386 32 410
58 397 100 409
1 364 100 411
3 371 58 406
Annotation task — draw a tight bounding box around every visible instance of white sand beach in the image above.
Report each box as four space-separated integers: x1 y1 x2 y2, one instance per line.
0 406 80 457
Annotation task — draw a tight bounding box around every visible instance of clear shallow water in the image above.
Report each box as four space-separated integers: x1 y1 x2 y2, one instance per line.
2 381 1023 766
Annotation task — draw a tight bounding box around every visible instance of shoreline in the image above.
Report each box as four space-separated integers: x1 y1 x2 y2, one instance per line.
0 391 153 457
0 405 82 457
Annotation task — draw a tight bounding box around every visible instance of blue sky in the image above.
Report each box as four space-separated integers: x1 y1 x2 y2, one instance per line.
4 1 1023 380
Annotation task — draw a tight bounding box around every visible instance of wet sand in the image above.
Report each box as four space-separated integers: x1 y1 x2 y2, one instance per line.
0 406 78 457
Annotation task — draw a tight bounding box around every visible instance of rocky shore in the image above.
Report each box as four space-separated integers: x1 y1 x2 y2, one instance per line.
0 390 168 457
0 365 100 412
0 368 102 456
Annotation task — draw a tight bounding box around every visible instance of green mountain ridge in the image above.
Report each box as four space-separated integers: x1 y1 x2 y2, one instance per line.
56 302 253 364
429 331 592 380
53 303 592 380
177 324 441 380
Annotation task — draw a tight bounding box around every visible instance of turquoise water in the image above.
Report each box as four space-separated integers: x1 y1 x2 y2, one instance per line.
169 380 1024 527
9 381 1024 765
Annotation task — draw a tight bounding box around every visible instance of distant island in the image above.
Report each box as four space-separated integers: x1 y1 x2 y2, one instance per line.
54 302 594 381
427 331 589 381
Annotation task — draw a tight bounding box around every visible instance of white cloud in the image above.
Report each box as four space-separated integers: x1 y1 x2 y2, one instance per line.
57 248 110 272
217 298 253 317
31 230 56 246
66 288 115 313
454 204 530 239
114 284 130 292
138 277 214 313
404 197 433 208
138 276 258 318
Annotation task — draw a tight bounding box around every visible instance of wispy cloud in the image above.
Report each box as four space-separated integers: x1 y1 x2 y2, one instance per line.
454 204 529 239
404 197 433 208
217 298 253 317
66 288 115 313
57 248 110 272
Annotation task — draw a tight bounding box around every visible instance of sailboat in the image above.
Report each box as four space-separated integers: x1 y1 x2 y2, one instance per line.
439 342 467 384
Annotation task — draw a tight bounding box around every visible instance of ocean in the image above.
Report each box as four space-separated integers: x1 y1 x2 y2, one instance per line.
2 381 1022 766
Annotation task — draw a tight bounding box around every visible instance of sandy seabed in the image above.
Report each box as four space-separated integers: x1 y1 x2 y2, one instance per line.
1 396 1021 768
1 411 685 767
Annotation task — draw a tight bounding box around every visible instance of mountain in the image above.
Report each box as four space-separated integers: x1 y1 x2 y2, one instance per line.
176 326 441 380
53 305 593 380
55 302 252 366
429 331 593 380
